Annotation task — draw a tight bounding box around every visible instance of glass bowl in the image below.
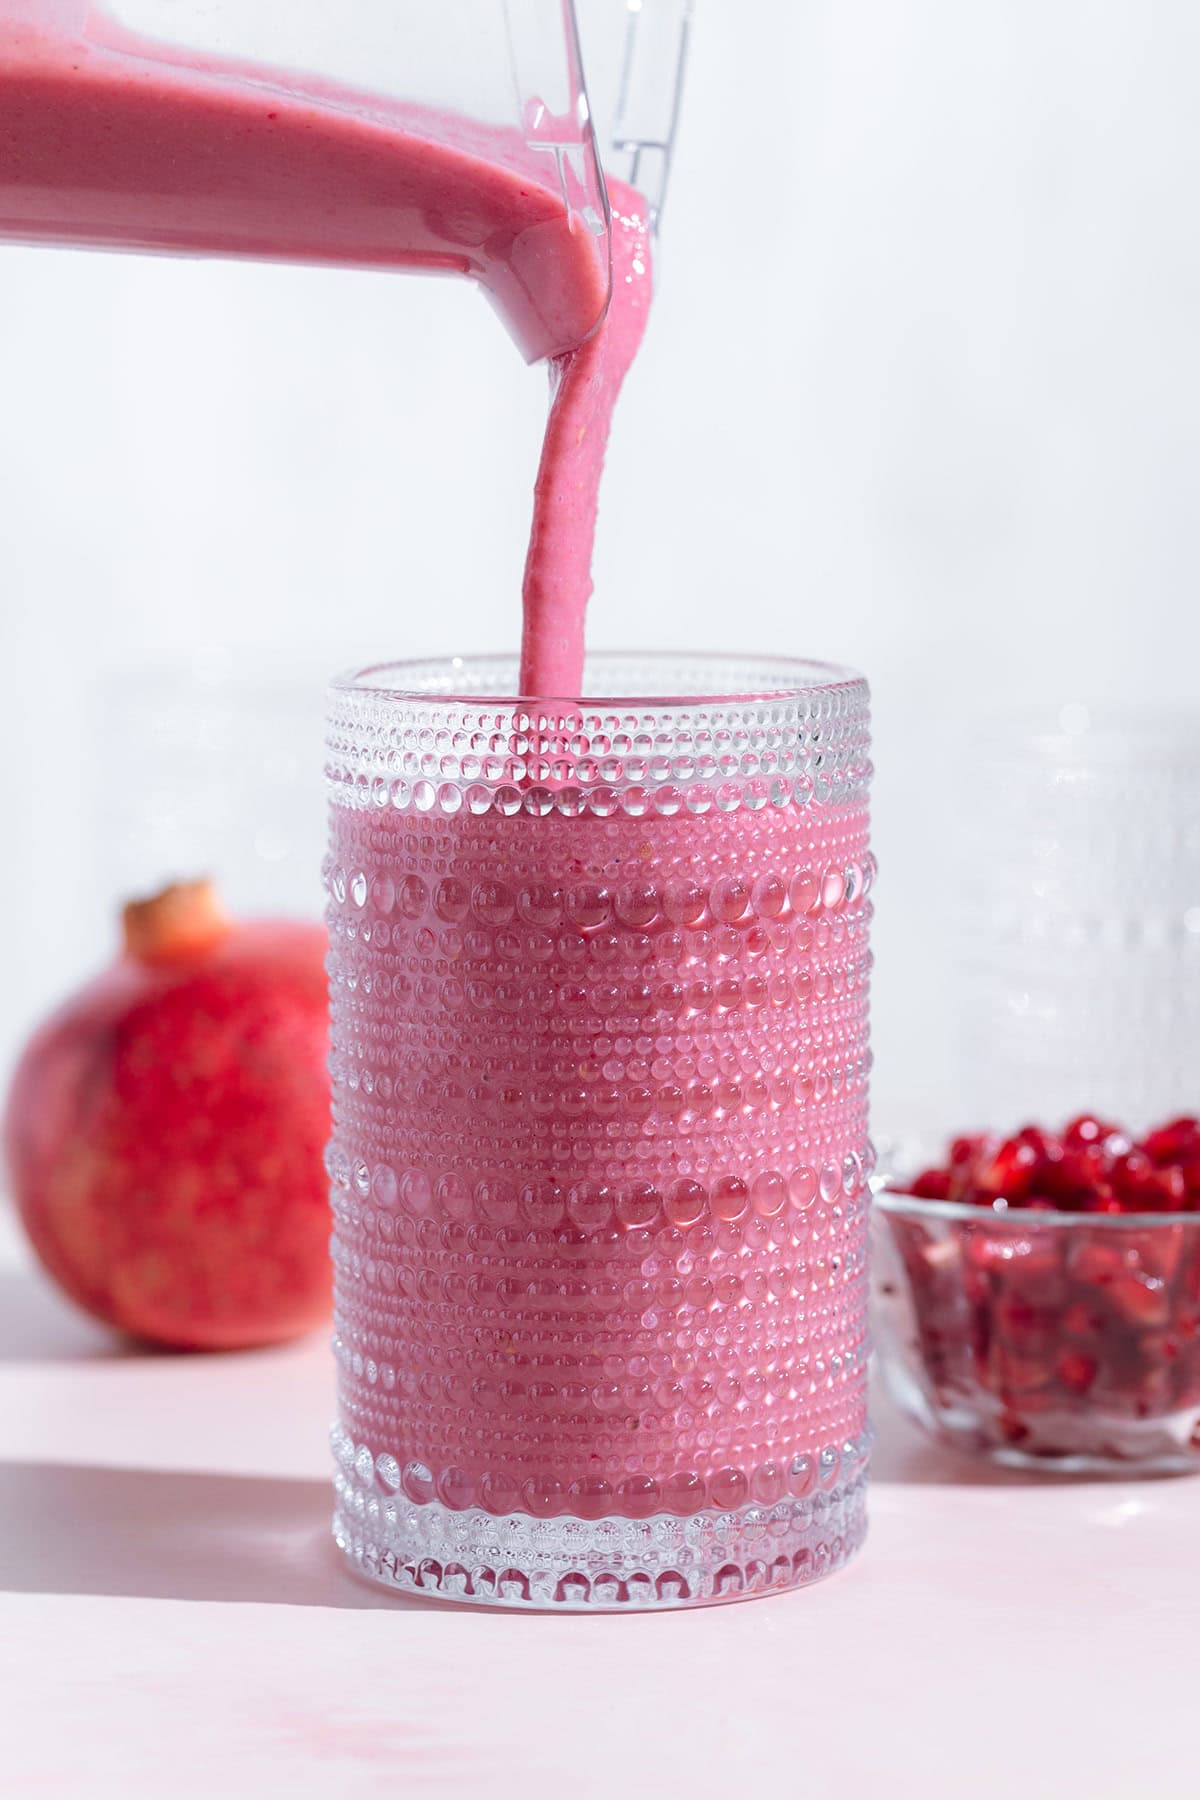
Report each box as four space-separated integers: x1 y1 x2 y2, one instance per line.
872 1186 1200 1474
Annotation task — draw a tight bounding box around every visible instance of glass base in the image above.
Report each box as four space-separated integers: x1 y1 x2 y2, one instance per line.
986 1442 1200 1478
333 1468 868 1611
887 1368 1200 1478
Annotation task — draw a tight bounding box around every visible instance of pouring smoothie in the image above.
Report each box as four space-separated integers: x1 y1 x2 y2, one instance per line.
0 0 651 692
1 4 873 1608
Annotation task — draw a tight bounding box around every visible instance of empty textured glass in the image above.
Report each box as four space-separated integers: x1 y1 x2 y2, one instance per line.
93 655 326 921
958 708 1200 1134
325 653 874 1608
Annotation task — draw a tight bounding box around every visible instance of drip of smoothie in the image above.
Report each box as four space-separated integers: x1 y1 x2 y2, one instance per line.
518 184 651 697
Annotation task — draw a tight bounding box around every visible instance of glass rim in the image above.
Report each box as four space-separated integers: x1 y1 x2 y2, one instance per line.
873 1181 1200 1233
328 649 867 711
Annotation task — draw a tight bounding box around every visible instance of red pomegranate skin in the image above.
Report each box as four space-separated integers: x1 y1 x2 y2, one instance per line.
3 898 331 1350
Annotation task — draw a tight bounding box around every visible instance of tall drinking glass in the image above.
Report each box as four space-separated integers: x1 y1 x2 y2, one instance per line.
325 653 874 1609
957 708 1200 1134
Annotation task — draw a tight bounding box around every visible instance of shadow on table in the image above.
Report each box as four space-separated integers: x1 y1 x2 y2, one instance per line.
0 1268 154 1364
0 1460 442 1610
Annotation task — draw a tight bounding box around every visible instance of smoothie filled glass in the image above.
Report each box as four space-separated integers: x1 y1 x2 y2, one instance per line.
325 653 874 1609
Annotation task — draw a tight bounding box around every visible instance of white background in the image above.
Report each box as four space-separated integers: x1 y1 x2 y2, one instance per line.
3 0 1200 1143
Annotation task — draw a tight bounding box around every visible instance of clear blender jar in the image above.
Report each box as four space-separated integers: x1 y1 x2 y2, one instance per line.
0 0 692 360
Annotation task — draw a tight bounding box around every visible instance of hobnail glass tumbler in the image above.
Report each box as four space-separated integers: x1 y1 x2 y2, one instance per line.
958 708 1200 1134
324 653 874 1609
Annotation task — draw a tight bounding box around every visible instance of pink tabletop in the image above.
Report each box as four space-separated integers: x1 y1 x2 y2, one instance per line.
0 1209 1195 1797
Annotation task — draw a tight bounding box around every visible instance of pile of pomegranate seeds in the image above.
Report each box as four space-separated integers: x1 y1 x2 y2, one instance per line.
882 1114 1200 1460
909 1115 1200 1215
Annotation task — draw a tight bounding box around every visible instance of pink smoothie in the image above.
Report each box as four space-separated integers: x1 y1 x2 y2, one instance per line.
519 183 651 696
326 784 872 1521
0 4 647 690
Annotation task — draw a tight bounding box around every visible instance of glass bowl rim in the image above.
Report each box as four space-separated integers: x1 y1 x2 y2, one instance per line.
873 1179 1200 1232
329 649 867 710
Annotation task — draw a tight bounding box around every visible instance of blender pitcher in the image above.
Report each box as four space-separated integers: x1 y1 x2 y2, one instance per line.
0 0 616 360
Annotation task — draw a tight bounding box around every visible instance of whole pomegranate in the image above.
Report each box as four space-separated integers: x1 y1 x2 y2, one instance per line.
3 880 332 1350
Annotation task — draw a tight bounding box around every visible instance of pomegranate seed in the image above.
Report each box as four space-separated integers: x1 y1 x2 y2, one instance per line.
1107 1271 1171 1329
1141 1116 1200 1167
1123 1226 1186 1286
976 1135 1042 1203
950 1134 991 1167
910 1168 952 1200
1015 1125 1064 1165
964 1228 1060 1281
1081 1193 1124 1215
1112 1149 1186 1214
946 1135 996 1202
995 1285 1060 1345
1057 1350 1098 1395
994 1287 1035 1334
1064 1115 1124 1151
1067 1238 1126 1288
1157 1167 1188 1212
1036 1147 1114 1212
990 1342 1055 1394
1062 1300 1106 1339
